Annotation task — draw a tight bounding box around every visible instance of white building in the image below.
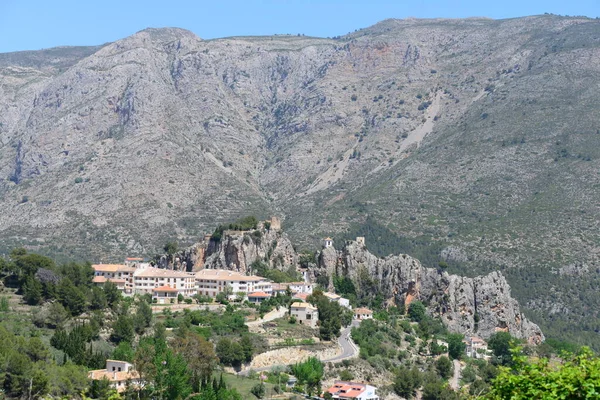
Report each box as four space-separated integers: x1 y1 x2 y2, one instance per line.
195 269 272 299
354 307 373 320
89 360 141 393
323 237 333 248
133 266 196 298
463 336 490 359
290 302 319 328
325 381 379 400
92 264 137 295
324 292 351 308
272 282 313 295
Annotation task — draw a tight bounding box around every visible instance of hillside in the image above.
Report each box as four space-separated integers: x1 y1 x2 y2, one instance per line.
0 15 599 346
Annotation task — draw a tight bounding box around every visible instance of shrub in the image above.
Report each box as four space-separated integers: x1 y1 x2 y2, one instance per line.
250 383 265 398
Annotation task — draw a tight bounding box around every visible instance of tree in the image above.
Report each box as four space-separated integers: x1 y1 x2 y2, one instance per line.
393 366 423 399
22 275 43 305
57 278 87 315
112 342 135 362
250 383 265 399
487 347 600 399
153 348 192 400
447 333 466 360
46 302 69 328
308 291 344 340
339 369 354 381
290 357 323 395
13 252 55 279
435 356 453 380
421 373 459 400
172 331 218 391
111 314 134 344
240 335 254 363
90 286 107 310
164 241 178 256
408 301 426 322
488 332 514 365
104 281 121 308
133 300 153 334
215 338 245 367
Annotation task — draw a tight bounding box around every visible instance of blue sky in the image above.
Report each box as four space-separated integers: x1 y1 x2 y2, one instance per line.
0 0 598 53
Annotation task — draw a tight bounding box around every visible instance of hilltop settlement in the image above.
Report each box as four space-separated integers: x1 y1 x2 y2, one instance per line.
0 216 597 399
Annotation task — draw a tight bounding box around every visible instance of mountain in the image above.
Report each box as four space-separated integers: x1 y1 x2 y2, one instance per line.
0 16 599 346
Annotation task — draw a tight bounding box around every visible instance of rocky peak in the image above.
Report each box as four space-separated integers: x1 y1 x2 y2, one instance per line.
314 241 544 343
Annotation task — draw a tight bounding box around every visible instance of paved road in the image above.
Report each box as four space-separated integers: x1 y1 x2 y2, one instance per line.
237 320 360 376
321 320 360 363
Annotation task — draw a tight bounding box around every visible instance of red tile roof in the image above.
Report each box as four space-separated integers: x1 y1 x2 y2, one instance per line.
152 285 178 292
325 381 367 399
248 291 270 298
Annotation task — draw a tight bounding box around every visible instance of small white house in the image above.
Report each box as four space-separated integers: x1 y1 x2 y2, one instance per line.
354 307 373 320
290 302 319 328
323 237 333 248
463 336 490 359
89 360 141 393
324 292 351 308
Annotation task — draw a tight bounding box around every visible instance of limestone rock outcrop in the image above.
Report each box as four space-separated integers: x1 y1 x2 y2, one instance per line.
203 228 298 274
314 241 544 343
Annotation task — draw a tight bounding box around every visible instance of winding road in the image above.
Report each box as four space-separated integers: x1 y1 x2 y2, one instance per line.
321 320 360 363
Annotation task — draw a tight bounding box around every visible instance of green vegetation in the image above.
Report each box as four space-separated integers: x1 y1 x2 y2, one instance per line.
290 357 324 395
211 216 260 241
486 347 600 399
250 260 301 283
307 289 353 341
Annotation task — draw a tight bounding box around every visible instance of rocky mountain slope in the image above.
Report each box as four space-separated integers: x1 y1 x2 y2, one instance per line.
0 15 599 346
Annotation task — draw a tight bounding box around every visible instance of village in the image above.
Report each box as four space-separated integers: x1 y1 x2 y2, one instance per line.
87 231 495 400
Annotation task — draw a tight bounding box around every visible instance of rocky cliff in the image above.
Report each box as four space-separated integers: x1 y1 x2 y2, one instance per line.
158 223 299 274
314 241 543 343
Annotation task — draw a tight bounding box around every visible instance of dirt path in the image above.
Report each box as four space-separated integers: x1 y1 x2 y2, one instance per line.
450 359 462 390
246 307 288 330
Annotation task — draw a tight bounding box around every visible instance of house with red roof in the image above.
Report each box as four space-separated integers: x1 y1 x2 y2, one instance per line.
89 360 141 393
354 307 373 320
247 291 271 304
152 285 179 304
324 381 379 399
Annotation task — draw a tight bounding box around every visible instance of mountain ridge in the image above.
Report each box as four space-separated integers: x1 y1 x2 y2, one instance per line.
0 15 598 347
